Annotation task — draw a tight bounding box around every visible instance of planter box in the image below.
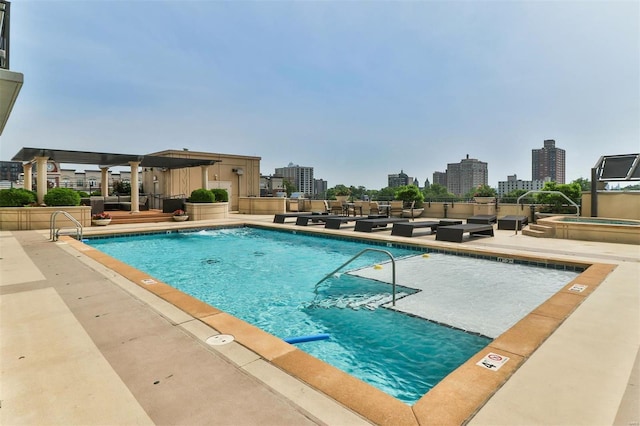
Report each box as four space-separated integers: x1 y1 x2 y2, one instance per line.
0 206 92 230
185 202 228 221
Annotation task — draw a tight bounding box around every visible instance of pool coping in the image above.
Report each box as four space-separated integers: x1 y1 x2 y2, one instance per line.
65 222 617 426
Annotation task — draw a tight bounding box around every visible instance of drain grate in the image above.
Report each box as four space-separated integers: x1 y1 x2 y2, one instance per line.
206 334 234 345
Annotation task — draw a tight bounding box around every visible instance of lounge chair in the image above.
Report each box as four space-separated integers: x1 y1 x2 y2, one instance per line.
391 221 439 237
296 214 343 226
273 212 313 223
435 224 494 242
497 215 528 230
324 217 356 229
354 217 409 232
467 215 497 224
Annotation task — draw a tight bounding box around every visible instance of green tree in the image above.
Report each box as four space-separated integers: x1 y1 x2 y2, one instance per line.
376 187 396 201
536 181 582 213
573 177 591 191
283 179 296 197
423 183 455 199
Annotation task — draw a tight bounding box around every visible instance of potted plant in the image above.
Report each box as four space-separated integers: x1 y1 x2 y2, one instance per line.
334 186 351 203
91 212 112 226
394 185 425 218
472 185 497 203
172 209 189 221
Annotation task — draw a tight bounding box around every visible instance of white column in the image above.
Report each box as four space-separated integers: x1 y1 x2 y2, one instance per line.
35 156 48 204
23 162 33 192
200 165 209 189
129 161 140 213
100 167 109 196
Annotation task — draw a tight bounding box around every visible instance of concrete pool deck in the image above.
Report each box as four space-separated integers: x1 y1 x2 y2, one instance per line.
1 214 638 425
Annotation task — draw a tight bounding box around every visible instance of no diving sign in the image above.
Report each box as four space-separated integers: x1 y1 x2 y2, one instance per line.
477 352 510 371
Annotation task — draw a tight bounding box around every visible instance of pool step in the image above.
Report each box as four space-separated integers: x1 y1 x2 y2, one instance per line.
522 224 555 238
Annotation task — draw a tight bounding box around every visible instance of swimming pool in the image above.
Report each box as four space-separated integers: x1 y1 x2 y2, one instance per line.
86 227 580 404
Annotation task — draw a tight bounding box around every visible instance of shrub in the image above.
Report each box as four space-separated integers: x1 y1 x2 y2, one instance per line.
0 188 37 207
112 181 131 195
189 188 215 203
394 185 424 208
211 188 228 202
43 188 81 206
78 191 90 198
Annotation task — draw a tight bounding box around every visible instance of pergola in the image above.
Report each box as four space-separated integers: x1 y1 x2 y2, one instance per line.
12 147 219 212
590 153 640 217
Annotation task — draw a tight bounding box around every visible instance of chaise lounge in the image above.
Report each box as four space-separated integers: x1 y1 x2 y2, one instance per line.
354 217 409 232
435 224 494 243
497 215 529 230
466 214 497 224
273 212 314 223
296 214 344 226
391 221 439 237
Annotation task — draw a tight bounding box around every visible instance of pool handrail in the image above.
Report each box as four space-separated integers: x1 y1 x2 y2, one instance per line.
517 190 580 217
313 248 397 306
50 210 83 242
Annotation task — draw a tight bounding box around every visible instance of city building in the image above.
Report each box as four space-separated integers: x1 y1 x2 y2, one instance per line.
387 170 410 188
432 171 447 187
497 174 546 196
314 178 328 199
260 175 285 197
445 155 489 196
275 163 314 197
0 160 21 182
532 139 566 184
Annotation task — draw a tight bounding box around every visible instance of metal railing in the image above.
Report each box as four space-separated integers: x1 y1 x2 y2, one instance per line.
313 248 398 306
517 190 580 216
50 210 83 242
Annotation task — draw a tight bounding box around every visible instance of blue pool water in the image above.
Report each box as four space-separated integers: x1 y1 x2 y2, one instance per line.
87 228 497 403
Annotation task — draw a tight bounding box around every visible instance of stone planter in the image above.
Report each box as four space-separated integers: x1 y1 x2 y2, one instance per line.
172 215 189 221
185 202 229 221
91 218 112 226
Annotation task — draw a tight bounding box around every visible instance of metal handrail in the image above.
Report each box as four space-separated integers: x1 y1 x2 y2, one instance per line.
517 190 580 217
50 210 83 242
313 248 398 306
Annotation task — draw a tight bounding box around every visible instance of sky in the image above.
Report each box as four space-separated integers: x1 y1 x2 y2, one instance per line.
1 0 638 190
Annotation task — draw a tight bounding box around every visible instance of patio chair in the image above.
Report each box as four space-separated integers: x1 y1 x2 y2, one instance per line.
329 200 344 215
389 200 404 217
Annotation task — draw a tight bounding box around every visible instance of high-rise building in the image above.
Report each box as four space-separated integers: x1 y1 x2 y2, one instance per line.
0 160 22 182
388 170 410 188
432 171 447 187
275 163 314 197
445 155 488 196
532 139 566 184
497 174 546 196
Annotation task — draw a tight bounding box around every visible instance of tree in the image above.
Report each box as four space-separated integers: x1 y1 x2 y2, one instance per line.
536 181 582 213
376 187 396 201
283 179 296 197
573 177 591 191
423 183 455 199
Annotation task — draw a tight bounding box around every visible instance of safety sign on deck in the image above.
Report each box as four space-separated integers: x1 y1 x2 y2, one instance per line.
568 284 588 293
477 352 510 371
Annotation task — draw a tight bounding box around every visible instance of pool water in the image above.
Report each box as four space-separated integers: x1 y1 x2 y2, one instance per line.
87 227 566 404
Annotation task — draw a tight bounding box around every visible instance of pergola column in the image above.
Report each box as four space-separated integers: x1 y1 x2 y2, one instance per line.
200 165 209 189
23 162 32 192
100 167 109 196
129 161 140 214
35 156 48 204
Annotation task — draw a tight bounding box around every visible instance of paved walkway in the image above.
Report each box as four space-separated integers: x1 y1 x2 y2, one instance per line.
1 214 638 425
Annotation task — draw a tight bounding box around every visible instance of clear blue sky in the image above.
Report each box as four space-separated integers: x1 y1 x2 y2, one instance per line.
1 0 638 189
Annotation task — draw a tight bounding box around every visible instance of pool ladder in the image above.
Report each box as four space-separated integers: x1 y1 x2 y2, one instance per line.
50 210 83 242
313 248 398 306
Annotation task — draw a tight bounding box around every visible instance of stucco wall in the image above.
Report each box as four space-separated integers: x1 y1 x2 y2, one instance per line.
581 191 640 220
0 206 91 230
